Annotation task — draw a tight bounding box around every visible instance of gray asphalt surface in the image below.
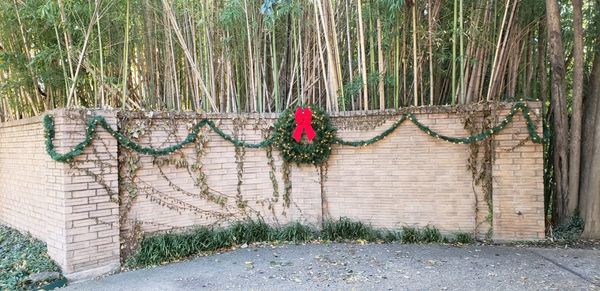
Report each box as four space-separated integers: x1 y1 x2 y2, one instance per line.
62 243 600 290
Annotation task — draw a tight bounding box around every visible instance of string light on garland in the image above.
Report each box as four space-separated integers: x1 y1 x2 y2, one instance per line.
272 105 336 165
44 102 542 164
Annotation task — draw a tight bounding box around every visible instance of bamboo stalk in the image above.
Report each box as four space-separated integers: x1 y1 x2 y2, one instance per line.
120 0 129 109
459 0 464 104
377 16 385 110
486 0 511 101
452 0 457 104
162 0 217 111
357 0 368 110
412 1 418 106
427 0 434 105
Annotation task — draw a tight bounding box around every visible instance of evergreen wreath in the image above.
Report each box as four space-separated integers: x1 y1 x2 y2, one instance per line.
272 105 336 165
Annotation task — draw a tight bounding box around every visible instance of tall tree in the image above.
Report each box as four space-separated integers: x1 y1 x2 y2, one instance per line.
545 0 569 223
580 47 600 239
568 0 584 216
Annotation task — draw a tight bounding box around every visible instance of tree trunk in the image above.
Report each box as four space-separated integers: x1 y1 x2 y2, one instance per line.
545 0 570 223
568 0 584 215
580 49 600 239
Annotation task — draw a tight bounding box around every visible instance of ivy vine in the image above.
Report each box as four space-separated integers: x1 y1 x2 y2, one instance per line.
44 101 542 164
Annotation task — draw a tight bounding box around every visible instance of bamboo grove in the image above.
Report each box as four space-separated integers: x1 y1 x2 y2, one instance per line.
2 1 600 237
0 0 581 119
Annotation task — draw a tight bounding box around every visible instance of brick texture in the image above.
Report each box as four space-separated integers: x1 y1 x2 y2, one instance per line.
0 109 120 279
0 102 544 280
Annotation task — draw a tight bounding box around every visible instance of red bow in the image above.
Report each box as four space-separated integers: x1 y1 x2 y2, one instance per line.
292 107 316 142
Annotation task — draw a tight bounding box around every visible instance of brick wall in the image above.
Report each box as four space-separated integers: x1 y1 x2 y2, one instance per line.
0 109 120 280
119 103 544 241
492 107 545 240
0 116 67 267
0 102 544 280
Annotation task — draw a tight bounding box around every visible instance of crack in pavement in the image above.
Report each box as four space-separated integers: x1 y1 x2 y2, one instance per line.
529 249 600 288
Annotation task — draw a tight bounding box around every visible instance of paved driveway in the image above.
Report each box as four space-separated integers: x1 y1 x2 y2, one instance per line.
63 243 599 290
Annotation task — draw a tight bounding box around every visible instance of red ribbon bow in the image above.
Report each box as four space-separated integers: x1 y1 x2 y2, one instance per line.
292 107 316 142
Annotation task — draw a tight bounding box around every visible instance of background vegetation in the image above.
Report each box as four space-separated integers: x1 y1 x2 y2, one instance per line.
1 0 584 115
0 0 598 238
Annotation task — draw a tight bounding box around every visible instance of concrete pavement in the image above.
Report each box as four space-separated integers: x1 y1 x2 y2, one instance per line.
62 243 600 290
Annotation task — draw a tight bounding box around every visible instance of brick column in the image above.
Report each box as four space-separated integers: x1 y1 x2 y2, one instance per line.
52 109 120 280
492 103 545 241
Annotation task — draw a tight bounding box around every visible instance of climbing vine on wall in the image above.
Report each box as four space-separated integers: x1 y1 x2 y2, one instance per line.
44 101 542 165
46 102 542 258
464 109 495 238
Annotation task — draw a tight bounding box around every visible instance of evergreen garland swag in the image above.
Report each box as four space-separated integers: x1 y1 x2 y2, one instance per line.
44 102 542 164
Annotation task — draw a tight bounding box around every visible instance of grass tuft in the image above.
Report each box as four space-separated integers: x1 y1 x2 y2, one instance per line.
420 226 445 243
321 217 379 241
230 220 274 244
277 222 315 243
400 226 421 243
380 230 400 243
452 232 475 244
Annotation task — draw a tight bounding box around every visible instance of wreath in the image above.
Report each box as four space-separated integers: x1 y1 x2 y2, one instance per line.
272 105 336 165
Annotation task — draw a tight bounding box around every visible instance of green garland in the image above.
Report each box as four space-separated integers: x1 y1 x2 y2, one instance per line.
44 102 542 164
272 105 336 165
334 101 542 146
43 115 271 163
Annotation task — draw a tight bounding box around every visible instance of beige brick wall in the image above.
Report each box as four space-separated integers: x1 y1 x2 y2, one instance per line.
0 116 68 267
326 112 478 232
492 107 545 240
119 116 322 235
53 110 120 278
0 109 120 280
119 102 544 242
0 102 544 280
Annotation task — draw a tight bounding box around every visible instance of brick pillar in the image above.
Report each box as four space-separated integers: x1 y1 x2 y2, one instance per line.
492 103 545 241
52 109 120 280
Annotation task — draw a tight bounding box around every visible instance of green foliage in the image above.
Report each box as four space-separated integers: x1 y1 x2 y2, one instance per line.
552 210 584 241
230 220 274 244
400 226 421 243
127 219 474 268
277 221 315 243
45 102 542 164
127 226 229 267
0 225 62 290
320 217 379 241
376 0 406 13
272 105 337 165
420 226 445 243
380 230 401 243
127 220 277 267
452 232 475 244
43 114 273 162
335 101 542 146
399 226 448 243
